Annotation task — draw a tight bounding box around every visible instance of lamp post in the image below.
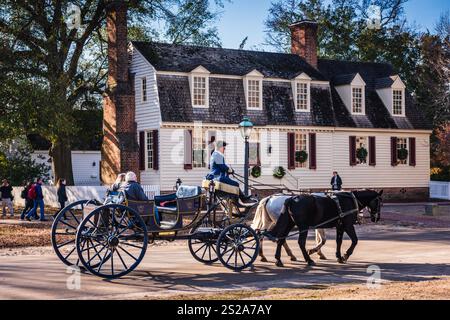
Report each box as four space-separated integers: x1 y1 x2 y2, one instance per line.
239 117 254 196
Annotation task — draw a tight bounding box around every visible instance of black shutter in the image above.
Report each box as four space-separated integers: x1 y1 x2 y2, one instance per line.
349 136 357 166
139 131 145 171
391 137 398 166
184 130 193 170
409 137 416 166
152 130 159 171
287 132 295 170
309 133 317 170
369 136 376 166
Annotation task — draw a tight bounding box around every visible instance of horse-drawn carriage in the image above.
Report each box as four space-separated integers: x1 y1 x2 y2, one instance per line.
51 179 260 279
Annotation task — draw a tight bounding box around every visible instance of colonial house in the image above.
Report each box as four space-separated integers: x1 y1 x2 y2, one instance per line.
101 3 431 200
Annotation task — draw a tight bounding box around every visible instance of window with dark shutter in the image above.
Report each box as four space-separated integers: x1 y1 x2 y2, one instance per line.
409 137 416 166
309 133 317 170
152 130 159 171
391 137 398 166
349 136 357 166
139 131 145 171
369 136 376 166
184 130 193 170
287 132 295 170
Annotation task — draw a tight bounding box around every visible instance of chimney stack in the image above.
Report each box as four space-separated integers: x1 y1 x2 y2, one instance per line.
289 20 318 68
101 0 140 185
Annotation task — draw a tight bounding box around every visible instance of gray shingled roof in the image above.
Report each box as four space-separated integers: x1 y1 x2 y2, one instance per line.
132 41 325 80
132 42 431 130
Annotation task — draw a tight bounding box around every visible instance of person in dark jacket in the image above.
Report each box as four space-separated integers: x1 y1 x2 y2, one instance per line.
20 181 35 220
26 178 46 221
330 171 343 191
1 179 14 217
56 178 68 217
123 172 148 201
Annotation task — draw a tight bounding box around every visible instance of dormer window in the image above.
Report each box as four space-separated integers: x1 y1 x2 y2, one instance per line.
244 70 264 110
248 80 261 108
392 89 403 115
189 66 210 108
375 75 405 117
334 73 366 115
193 76 207 107
293 73 311 112
352 87 363 114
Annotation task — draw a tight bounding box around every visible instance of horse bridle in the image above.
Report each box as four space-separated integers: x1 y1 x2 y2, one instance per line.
354 193 382 222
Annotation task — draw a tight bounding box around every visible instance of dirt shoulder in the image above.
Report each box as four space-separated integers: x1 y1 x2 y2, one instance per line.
154 277 450 300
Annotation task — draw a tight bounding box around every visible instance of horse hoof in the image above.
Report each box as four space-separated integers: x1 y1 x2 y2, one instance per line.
343 254 349 262
337 257 346 264
319 254 327 260
307 260 316 266
290 256 297 262
275 260 284 267
260 257 268 263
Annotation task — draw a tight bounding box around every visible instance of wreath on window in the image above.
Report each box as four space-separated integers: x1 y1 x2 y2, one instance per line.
356 147 368 163
251 165 261 178
295 150 308 164
397 148 408 161
273 166 286 179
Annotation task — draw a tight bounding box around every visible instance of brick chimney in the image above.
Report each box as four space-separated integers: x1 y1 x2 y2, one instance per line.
101 0 139 185
289 20 318 68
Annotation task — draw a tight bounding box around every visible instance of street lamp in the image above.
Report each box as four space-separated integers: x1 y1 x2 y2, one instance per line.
239 117 254 196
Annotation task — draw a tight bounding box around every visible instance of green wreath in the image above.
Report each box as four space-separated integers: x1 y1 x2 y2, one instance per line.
295 150 308 163
356 147 368 163
273 166 286 179
397 148 408 161
251 165 261 178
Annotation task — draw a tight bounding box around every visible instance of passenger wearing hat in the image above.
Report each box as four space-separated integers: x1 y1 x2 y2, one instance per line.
206 141 254 203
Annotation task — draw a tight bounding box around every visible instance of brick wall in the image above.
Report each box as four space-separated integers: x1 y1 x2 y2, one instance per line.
101 1 139 185
289 20 318 69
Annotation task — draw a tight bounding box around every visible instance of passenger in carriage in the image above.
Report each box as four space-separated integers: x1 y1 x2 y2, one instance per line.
206 141 255 204
111 173 126 192
123 172 149 201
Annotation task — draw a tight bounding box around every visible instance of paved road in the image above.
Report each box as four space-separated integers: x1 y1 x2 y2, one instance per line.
1 224 450 299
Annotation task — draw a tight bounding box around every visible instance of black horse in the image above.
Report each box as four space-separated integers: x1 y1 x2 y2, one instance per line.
269 190 383 267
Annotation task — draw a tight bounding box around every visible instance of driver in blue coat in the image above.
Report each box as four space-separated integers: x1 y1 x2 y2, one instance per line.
206 141 254 203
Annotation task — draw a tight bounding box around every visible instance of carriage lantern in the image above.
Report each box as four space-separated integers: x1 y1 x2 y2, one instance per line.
239 117 254 196
175 178 182 190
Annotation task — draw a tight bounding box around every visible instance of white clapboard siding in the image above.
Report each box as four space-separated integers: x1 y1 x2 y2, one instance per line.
154 126 430 192
332 131 430 188
130 46 162 131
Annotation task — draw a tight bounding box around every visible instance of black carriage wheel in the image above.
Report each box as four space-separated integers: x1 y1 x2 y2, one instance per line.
188 215 218 264
216 224 259 272
51 200 97 267
76 204 148 279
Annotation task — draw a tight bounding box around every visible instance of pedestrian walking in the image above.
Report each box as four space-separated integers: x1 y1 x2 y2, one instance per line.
1 179 14 217
56 178 68 217
20 181 34 220
330 171 343 191
26 178 46 221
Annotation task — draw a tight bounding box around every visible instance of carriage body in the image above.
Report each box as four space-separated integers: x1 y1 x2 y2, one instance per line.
51 180 261 279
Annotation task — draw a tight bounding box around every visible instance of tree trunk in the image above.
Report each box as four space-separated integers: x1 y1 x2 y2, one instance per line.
50 139 74 186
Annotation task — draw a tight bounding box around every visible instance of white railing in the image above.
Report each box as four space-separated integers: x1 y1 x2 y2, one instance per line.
430 181 450 200
12 185 160 208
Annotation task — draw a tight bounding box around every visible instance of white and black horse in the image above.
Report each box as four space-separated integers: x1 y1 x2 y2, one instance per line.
268 190 383 267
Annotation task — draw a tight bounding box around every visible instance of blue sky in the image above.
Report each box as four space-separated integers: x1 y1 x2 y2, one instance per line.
214 0 450 50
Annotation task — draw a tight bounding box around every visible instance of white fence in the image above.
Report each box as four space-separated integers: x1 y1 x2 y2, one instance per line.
430 181 450 200
12 185 160 208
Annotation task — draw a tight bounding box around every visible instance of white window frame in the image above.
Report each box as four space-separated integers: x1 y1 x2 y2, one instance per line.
244 70 264 110
145 131 154 171
351 86 365 115
294 132 309 169
295 81 311 112
355 136 369 165
192 129 207 168
396 137 408 165
141 77 147 103
392 89 405 116
189 66 210 109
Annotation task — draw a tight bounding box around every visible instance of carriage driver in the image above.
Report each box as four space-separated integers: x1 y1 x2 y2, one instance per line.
206 141 256 204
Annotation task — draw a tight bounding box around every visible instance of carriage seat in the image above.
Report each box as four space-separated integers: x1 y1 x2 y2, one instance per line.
155 185 202 214
201 180 240 196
